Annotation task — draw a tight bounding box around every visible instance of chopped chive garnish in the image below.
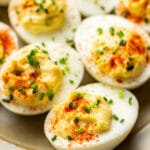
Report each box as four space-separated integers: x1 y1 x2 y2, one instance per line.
119 39 126 46
73 117 79 124
72 28 76 33
84 106 91 113
67 135 72 141
108 99 113 104
51 0 56 5
42 50 48 54
97 28 103 35
51 135 57 141
64 66 71 73
41 42 46 47
103 96 108 101
75 92 84 99
69 80 74 84
39 93 45 100
126 63 134 71
144 18 149 24
118 91 124 99
2 98 10 103
112 114 119 121
15 8 20 14
69 101 77 109
91 99 101 107
65 38 74 45
30 83 38 94
9 94 13 100
59 57 68 65
117 30 124 38
75 128 84 134
0 56 5 64
120 118 125 123
18 88 26 94
8 86 14 91
109 27 115 36
100 6 105 11
128 97 133 105
47 89 54 100
27 49 40 68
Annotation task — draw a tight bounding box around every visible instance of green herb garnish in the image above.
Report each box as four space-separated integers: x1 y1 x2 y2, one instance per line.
18 88 26 94
30 82 38 94
59 57 68 65
39 93 45 100
109 27 115 36
27 49 40 68
0 56 5 64
47 89 54 100
97 28 103 35
117 30 124 38
112 114 119 121
69 101 77 109
51 135 57 141
2 98 10 103
75 128 84 134
73 117 79 124
69 80 74 84
84 106 91 113
128 97 133 105
67 135 72 141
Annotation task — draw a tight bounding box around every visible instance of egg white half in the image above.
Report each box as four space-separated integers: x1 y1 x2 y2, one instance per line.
8 0 81 45
75 15 150 89
44 83 139 150
70 0 118 17
0 42 84 115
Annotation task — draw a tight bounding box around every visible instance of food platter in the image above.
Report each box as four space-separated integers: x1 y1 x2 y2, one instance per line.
0 2 150 150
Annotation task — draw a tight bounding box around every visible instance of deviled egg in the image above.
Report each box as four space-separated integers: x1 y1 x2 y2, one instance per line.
0 42 84 115
8 0 81 45
44 83 139 150
0 22 18 68
75 15 150 89
116 0 150 33
70 0 118 17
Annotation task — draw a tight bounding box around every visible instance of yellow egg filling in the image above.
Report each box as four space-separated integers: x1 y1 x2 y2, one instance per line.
2 46 63 107
16 0 66 34
50 91 112 143
91 27 148 82
117 0 150 23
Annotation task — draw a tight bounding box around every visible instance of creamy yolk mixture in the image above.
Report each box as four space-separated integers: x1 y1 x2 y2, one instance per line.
15 0 66 34
91 27 148 82
2 46 63 106
117 0 150 23
50 91 112 143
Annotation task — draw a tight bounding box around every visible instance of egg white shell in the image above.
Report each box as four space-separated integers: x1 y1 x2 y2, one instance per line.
0 0 9 6
0 42 84 115
75 15 150 89
8 0 81 45
44 83 139 150
70 0 118 17
116 0 150 34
